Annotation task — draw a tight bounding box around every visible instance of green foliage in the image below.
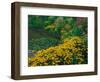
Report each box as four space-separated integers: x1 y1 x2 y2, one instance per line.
61 27 83 39
28 37 59 51
44 17 80 39
80 18 88 34
28 15 88 66
64 17 77 27
28 15 86 39
28 15 44 29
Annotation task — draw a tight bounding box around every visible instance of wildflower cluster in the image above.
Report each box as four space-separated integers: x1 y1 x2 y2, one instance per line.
28 36 87 66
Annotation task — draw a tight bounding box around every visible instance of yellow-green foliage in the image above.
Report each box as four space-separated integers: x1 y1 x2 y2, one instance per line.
28 36 87 66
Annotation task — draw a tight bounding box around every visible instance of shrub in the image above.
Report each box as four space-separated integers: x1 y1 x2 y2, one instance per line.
28 36 87 66
28 37 59 50
61 27 83 40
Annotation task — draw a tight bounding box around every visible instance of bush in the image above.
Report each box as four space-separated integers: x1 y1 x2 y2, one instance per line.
28 36 87 66
28 37 59 51
61 27 83 40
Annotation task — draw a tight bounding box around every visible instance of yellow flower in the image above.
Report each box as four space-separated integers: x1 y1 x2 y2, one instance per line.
29 36 87 66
